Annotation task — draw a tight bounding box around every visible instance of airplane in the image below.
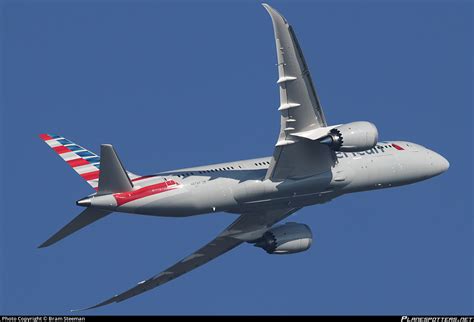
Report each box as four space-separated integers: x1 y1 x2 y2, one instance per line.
38 3 449 310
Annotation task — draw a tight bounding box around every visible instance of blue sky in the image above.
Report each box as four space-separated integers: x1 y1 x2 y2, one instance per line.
1 0 472 315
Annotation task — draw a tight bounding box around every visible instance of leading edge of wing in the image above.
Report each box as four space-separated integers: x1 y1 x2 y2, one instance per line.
73 208 298 311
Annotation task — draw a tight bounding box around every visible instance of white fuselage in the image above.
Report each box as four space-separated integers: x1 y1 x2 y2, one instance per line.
89 141 449 217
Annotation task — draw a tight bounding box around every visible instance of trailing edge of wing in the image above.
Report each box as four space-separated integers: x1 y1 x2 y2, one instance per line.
74 208 298 311
262 3 334 181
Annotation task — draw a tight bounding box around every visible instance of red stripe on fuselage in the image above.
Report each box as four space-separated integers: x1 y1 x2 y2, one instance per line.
131 175 158 182
114 180 178 206
67 158 90 167
53 146 71 154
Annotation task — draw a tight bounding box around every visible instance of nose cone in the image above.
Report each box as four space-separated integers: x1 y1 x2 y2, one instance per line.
438 154 450 173
431 151 450 175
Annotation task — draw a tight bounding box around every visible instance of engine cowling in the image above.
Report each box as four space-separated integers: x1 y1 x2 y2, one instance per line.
253 222 312 254
319 121 378 152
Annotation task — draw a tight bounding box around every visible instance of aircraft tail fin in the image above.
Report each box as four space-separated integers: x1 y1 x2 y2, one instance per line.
39 134 140 190
38 138 137 247
97 144 134 195
38 207 111 248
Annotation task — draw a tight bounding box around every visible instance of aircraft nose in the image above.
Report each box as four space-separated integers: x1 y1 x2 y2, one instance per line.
430 151 450 175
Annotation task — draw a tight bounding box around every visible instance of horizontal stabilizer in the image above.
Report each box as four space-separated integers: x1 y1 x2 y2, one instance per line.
39 208 111 248
98 144 133 195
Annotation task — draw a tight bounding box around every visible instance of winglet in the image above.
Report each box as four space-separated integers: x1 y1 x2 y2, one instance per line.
262 3 287 25
70 308 86 313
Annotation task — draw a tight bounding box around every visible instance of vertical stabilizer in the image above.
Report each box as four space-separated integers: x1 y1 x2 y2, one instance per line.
39 134 141 190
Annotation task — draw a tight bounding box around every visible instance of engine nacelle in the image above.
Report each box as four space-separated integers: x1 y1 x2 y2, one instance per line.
253 222 312 254
319 121 378 152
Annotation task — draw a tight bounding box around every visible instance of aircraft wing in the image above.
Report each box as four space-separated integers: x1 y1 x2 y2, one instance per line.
262 4 334 180
78 208 298 311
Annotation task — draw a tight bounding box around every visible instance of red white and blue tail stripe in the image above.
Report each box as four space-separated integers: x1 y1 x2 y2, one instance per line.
39 134 139 190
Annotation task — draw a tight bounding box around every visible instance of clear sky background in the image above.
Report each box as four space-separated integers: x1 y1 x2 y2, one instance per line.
1 0 472 315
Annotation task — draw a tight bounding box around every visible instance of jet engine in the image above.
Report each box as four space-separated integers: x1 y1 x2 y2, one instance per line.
319 121 378 152
253 222 312 254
